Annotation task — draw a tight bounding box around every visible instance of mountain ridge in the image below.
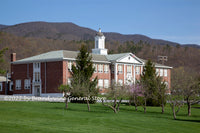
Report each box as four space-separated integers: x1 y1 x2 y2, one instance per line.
1 21 198 47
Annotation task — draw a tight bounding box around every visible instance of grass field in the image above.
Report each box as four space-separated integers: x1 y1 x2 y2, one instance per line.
0 101 200 133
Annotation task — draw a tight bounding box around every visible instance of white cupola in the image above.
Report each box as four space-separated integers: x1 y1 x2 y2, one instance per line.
92 28 108 55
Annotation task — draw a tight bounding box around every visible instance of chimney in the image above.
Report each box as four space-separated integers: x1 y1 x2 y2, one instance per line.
11 53 16 62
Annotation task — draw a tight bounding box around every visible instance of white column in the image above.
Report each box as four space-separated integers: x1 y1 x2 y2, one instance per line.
114 63 118 83
124 64 126 85
133 65 135 84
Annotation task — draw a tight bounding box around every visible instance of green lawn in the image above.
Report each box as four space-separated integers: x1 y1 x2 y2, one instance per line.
0 101 200 133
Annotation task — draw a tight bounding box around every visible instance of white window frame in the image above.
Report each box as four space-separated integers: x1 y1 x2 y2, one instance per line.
98 64 103 73
136 66 140 75
160 69 163 77
118 64 123 74
34 72 40 82
24 79 31 89
164 69 167 77
0 82 2 91
68 61 72 71
98 79 103 88
104 64 109 73
104 79 109 88
16 80 21 90
127 65 132 74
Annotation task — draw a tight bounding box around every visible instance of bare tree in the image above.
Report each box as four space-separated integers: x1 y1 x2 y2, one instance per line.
102 84 127 113
171 67 200 118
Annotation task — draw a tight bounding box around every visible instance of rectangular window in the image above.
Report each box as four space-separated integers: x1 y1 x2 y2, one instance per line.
164 69 167 77
16 80 21 90
160 69 163 77
68 61 72 71
118 64 123 74
136 66 140 75
118 79 123 86
34 62 40 69
93 64 97 73
98 64 103 73
127 65 132 74
104 64 109 73
98 79 103 88
0 83 2 91
24 79 31 89
104 79 109 88
34 72 40 82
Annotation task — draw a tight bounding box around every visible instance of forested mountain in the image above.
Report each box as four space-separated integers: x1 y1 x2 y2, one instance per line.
0 24 7 29
0 21 200 74
0 21 188 46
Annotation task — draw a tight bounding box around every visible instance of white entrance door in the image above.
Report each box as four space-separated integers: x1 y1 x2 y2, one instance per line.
34 86 40 96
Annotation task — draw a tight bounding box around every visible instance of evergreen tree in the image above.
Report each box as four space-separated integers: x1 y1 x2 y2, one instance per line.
140 60 159 106
70 44 98 111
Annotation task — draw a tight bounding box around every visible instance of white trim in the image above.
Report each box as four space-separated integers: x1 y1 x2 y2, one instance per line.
116 53 143 64
0 82 2 91
13 94 33 96
114 63 118 83
40 93 63 97
12 58 63 64
13 93 63 97
155 66 173 69
124 64 125 85
133 65 135 84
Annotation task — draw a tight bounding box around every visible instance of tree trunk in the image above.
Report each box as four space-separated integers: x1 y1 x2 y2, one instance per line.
144 99 147 114
161 103 164 114
87 99 90 111
135 104 138 111
65 96 68 109
172 103 176 120
129 98 132 106
187 99 191 116
113 99 117 108
117 98 122 111
134 96 138 111
102 100 117 113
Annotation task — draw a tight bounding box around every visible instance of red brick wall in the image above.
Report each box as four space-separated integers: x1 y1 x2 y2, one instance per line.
41 61 64 93
11 63 33 94
11 61 171 95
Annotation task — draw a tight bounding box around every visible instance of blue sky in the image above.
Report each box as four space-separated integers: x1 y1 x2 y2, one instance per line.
0 0 200 45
